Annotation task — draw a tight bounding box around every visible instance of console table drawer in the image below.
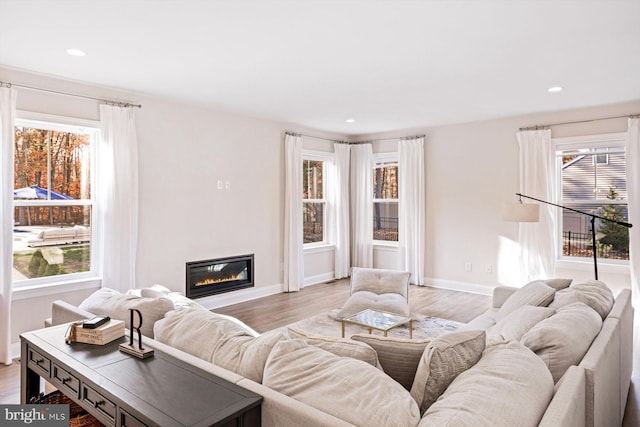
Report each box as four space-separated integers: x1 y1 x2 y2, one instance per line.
27 347 51 378
120 409 148 427
82 384 116 425
52 364 80 398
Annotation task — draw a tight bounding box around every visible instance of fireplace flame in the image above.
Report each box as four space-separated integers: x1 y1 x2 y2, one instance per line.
195 272 246 287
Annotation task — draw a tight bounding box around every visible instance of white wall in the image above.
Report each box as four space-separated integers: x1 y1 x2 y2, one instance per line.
3 65 639 347
359 100 640 296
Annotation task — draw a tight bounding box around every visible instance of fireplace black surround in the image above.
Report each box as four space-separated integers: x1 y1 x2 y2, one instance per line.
186 254 254 299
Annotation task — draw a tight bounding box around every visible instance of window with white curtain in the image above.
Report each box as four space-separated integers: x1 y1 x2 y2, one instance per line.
373 153 399 243
555 132 629 262
302 152 331 246
12 113 98 289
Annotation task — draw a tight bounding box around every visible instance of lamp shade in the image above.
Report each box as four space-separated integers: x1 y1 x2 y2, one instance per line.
501 202 540 222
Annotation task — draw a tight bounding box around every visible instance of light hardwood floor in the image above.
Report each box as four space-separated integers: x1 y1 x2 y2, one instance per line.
1 280 637 426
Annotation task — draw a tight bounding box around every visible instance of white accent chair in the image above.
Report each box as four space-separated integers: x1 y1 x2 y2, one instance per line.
336 267 411 319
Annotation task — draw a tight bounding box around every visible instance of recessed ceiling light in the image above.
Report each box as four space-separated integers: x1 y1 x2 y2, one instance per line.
345 118 356 124
66 48 86 57
548 86 563 93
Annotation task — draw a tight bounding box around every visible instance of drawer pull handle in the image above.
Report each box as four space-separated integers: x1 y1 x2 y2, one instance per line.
35 358 44 365
94 400 105 408
61 377 71 384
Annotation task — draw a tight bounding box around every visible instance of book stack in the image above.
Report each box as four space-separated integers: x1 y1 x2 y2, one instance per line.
74 319 125 345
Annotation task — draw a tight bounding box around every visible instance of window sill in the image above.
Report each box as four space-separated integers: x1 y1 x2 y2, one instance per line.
304 244 335 254
555 258 629 275
373 242 399 251
12 277 102 301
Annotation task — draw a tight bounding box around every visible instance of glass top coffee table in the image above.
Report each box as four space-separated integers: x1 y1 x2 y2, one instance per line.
341 309 412 338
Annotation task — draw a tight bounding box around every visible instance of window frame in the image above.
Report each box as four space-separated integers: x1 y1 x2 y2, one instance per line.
302 150 332 248
554 132 628 266
372 152 399 246
12 111 100 291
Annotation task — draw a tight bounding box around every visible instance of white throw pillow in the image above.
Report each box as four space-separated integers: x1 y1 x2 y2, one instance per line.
549 280 614 320
287 327 381 368
521 302 602 382
495 280 555 322
263 339 420 427
486 305 556 343
79 288 174 338
421 341 554 427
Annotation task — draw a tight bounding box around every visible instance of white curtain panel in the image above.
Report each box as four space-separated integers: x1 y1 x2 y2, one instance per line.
284 134 303 291
517 129 557 282
351 144 373 268
99 104 139 294
626 118 640 345
0 87 16 365
398 137 425 285
332 143 351 278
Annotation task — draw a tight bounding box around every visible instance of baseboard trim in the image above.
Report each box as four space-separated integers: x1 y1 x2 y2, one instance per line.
11 341 21 361
303 272 335 287
423 277 493 296
195 284 282 310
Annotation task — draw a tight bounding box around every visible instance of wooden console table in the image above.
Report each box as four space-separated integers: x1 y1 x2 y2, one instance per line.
21 324 262 426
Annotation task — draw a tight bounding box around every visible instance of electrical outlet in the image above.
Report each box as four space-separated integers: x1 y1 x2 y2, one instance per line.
485 264 493 273
464 262 472 272
217 180 223 190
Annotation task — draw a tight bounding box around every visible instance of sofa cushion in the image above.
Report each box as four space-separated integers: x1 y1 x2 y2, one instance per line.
140 284 203 310
486 305 556 342
78 288 174 338
263 339 420 427
153 308 287 384
495 280 555 321
287 327 380 368
521 302 602 382
410 329 485 415
542 278 573 291
350 267 411 296
460 308 498 331
421 341 554 427
351 334 432 390
548 280 614 320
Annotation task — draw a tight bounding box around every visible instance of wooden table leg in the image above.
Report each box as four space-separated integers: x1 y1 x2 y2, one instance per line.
341 320 345 338
409 319 413 339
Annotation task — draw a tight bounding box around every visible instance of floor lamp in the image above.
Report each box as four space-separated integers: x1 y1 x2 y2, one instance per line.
503 192 633 280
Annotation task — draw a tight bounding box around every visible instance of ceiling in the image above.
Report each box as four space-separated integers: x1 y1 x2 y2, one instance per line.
1 0 639 136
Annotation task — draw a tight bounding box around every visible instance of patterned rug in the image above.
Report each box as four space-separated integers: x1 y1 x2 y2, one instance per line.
286 309 463 340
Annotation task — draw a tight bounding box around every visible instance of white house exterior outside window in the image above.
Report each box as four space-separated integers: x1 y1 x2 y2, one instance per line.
555 132 629 263
12 113 98 289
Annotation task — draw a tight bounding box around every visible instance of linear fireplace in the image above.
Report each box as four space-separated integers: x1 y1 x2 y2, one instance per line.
186 254 254 299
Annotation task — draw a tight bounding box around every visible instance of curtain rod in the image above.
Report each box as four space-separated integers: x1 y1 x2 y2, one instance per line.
0 81 142 108
519 113 639 132
285 131 425 145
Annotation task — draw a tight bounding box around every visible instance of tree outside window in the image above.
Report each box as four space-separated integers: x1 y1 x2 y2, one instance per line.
12 120 96 285
373 159 398 242
303 158 325 244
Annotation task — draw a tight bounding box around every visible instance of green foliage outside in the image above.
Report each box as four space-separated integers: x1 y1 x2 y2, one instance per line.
14 246 90 279
598 187 629 253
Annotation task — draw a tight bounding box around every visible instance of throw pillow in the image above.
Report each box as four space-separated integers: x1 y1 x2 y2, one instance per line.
351 334 432 390
263 339 420 427
548 280 614 319
153 308 287 384
521 302 602 382
78 288 174 338
495 280 555 322
486 305 556 343
421 341 554 426
287 327 381 368
410 329 486 415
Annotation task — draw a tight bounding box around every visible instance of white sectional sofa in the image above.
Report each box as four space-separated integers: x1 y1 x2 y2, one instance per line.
50 280 633 427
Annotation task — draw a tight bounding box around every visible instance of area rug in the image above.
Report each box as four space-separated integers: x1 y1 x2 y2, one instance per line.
286 309 463 340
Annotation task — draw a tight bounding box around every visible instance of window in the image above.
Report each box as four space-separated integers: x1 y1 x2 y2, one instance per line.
556 133 628 261
302 155 327 245
12 115 98 288
373 154 398 242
